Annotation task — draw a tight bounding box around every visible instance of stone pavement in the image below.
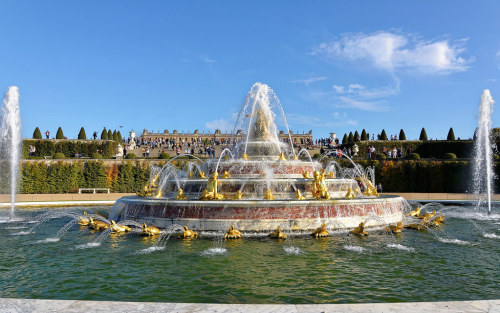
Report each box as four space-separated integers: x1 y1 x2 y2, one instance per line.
0 298 499 313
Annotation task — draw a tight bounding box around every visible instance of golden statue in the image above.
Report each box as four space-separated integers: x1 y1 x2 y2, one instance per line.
423 215 445 227
404 223 428 231
351 222 368 236
224 224 242 239
252 106 272 141
279 152 287 161
385 222 403 234
355 176 378 197
264 188 274 200
224 154 229 160
137 172 161 197
154 188 163 199
418 210 436 220
140 223 161 236
188 171 194 178
78 211 90 226
199 171 206 178
344 187 356 199
241 153 248 160
292 154 298 160
179 226 198 239
176 188 188 200
88 217 109 231
312 223 329 237
295 189 305 200
223 170 230 178
312 170 330 199
232 189 243 200
408 206 421 217
327 172 335 179
109 220 132 233
200 171 225 200
302 171 312 179
269 226 287 239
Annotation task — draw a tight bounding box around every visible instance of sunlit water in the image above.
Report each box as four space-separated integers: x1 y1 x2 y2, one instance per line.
0 204 499 304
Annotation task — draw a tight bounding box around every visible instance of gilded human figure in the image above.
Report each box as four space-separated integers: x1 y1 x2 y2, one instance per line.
253 106 272 141
200 171 225 200
312 169 330 199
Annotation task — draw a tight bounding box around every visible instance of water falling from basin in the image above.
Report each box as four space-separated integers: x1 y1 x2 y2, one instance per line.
0 86 21 219
472 89 495 215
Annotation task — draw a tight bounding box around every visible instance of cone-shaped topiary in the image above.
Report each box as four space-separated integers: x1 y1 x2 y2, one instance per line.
112 130 118 142
107 129 113 140
380 129 388 140
361 129 368 141
342 133 348 144
78 127 87 140
354 131 360 142
117 131 123 143
399 129 406 141
33 127 42 139
447 127 455 141
56 127 64 139
101 128 108 140
419 128 428 141
348 132 354 143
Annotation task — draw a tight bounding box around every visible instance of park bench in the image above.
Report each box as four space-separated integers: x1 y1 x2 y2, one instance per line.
78 188 110 194
44 156 53 159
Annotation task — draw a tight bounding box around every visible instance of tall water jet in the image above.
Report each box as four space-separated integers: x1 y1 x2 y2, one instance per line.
472 89 495 215
0 86 22 219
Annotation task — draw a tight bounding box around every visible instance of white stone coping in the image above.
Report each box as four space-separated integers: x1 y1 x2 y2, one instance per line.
0 298 498 313
0 201 116 208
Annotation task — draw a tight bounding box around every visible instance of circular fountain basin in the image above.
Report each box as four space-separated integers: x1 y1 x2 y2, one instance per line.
110 195 405 233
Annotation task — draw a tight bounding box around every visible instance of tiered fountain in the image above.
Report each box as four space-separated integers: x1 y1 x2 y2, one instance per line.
110 83 407 234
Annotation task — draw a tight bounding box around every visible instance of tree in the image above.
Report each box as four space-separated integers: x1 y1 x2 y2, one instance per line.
380 129 388 141
78 127 87 140
399 129 406 141
361 129 368 141
117 131 123 143
354 131 360 142
447 127 455 141
342 133 348 144
419 128 428 141
101 128 108 140
348 132 354 143
107 129 113 140
33 127 42 139
56 127 64 139
112 130 118 142
473 127 478 140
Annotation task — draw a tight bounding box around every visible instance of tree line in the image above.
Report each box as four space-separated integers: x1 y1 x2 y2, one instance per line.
341 127 458 144
32 127 123 142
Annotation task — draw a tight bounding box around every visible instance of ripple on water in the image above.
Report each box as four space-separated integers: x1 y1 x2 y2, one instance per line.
386 243 415 252
437 237 473 245
10 231 31 236
74 242 101 250
343 245 367 253
34 238 60 244
136 246 165 255
201 248 227 256
283 246 303 255
483 233 500 239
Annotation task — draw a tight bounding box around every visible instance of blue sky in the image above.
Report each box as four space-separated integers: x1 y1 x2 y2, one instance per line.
1 1 499 140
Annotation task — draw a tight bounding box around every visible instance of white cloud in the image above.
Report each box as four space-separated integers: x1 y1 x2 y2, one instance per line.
293 76 328 85
287 112 358 128
312 31 471 73
329 83 398 111
205 113 238 132
333 85 345 94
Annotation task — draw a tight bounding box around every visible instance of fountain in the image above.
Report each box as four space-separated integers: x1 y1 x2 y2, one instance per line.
110 83 407 234
0 86 21 219
472 90 495 215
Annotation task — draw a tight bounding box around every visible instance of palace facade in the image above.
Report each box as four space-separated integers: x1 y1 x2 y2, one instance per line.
141 129 313 146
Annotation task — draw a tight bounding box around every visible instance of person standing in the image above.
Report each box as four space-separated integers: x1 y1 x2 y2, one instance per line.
45 130 50 139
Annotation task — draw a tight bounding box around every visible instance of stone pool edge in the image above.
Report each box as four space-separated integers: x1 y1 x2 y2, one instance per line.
0 298 499 312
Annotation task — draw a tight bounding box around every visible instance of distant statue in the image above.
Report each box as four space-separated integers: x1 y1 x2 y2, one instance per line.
200 171 224 200
251 106 272 141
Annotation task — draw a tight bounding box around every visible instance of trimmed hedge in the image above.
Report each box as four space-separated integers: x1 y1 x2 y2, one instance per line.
443 153 457 159
22 139 118 159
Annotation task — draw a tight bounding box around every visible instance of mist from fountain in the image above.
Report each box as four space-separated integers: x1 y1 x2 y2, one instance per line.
0 86 21 219
472 90 495 215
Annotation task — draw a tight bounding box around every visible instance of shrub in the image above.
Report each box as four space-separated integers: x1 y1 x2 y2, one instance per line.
408 153 421 160
159 153 170 159
125 153 137 159
33 127 42 139
380 129 388 140
91 152 103 159
399 129 406 141
23 139 118 158
53 152 65 159
101 128 108 140
447 127 455 141
419 128 428 141
313 153 322 159
56 127 64 139
78 127 87 140
375 153 386 160
443 153 457 159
